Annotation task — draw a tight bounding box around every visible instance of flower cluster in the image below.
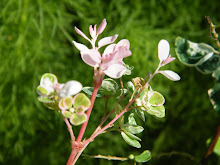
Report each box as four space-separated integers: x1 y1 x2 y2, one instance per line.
37 73 90 126
59 94 91 125
73 19 132 79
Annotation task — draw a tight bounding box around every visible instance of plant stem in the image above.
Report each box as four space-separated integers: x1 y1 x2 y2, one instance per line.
76 79 102 143
64 118 75 141
85 63 161 144
204 120 220 159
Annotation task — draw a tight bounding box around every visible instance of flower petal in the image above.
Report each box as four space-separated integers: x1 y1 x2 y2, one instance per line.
74 26 90 41
72 41 89 52
98 34 118 48
113 46 132 61
81 49 101 67
103 44 116 58
59 80 82 97
97 19 107 35
103 63 127 79
115 39 130 50
158 39 170 62
159 70 181 81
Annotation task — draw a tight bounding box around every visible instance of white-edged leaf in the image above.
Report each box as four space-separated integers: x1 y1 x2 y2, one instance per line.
159 70 181 81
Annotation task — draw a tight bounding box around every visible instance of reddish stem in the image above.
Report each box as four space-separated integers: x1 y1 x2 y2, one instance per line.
67 147 78 165
76 79 102 143
205 120 220 159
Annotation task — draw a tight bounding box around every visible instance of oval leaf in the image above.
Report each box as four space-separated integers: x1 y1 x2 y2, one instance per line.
159 70 181 81
70 113 87 126
82 87 103 97
73 93 91 109
99 78 118 96
134 150 152 163
121 132 141 148
148 91 165 106
121 125 144 134
147 105 165 118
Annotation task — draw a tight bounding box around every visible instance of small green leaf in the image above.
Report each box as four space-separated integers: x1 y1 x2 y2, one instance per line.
41 73 57 85
75 106 85 115
127 81 135 93
208 82 220 113
99 78 118 96
123 131 141 141
134 150 151 163
147 105 165 118
63 96 73 109
37 86 49 96
62 110 73 118
121 125 144 134
121 132 141 148
38 96 53 103
43 102 57 110
82 87 103 97
135 108 145 122
73 93 91 109
127 112 137 125
70 113 87 126
148 91 165 106
214 137 220 155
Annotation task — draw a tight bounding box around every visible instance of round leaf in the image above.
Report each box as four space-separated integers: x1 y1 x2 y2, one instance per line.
70 113 87 126
99 78 118 96
148 91 165 106
73 93 91 109
134 150 151 163
147 105 165 118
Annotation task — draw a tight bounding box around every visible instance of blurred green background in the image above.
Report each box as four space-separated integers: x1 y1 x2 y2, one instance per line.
0 0 220 164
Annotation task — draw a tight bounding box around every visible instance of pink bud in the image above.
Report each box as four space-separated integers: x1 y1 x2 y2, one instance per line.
162 55 176 66
97 19 107 35
75 26 90 42
89 25 97 38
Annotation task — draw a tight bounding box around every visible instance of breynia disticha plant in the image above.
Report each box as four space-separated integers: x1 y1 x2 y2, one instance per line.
37 19 180 165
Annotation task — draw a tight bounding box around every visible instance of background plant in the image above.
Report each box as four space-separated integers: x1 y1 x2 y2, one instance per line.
0 0 220 165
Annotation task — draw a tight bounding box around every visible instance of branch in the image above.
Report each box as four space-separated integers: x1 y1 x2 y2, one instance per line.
206 16 220 48
76 78 103 143
63 117 75 141
83 154 128 161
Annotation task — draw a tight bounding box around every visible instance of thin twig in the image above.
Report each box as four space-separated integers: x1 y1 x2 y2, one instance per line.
205 16 220 48
63 117 75 141
82 154 128 161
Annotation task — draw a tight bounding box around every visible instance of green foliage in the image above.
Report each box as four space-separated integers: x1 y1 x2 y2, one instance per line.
176 36 220 113
1 0 220 165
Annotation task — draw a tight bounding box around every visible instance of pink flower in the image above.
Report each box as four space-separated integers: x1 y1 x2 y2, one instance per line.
72 19 132 79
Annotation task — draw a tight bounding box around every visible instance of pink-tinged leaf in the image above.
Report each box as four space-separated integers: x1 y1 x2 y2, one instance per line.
162 55 176 66
97 19 107 35
158 39 170 62
159 70 181 81
103 63 127 79
89 25 97 38
115 39 130 49
81 49 101 67
72 41 89 52
98 34 118 48
74 26 90 41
